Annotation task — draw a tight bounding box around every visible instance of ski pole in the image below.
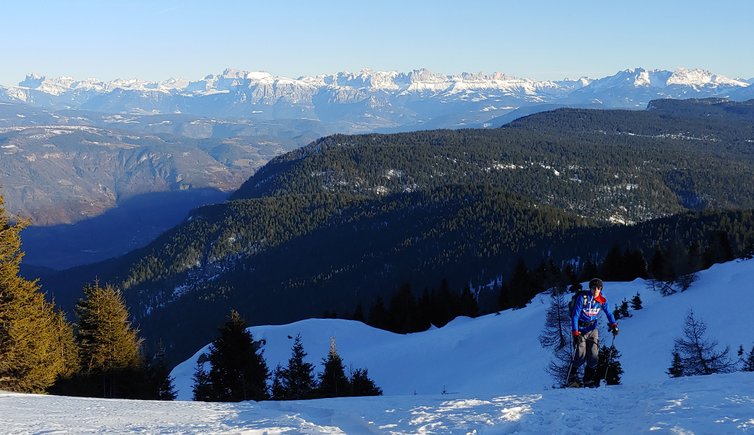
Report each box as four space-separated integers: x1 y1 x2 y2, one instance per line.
565 335 576 387
603 333 616 387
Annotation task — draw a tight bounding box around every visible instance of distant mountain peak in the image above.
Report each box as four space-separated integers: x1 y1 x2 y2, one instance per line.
667 67 748 88
2 67 750 122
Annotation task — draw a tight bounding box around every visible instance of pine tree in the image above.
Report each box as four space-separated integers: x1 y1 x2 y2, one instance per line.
649 246 669 281
207 310 269 402
506 258 536 309
630 292 643 310
52 308 81 380
618 299 630 318
76 282 141 372
743 346 754 372
147 345 177 400
191 355 213 401
596 344 623 385
601 244 625 281
368 296 389 330
388 283 418 333
458 285 479 318
737 345 745 370
672 309 733 376
74 281 143 397
276 334 316 400
580 257 599 283
623 248 649 279
349 368 382 396
351 304 365 322
317 337 350 398
667 351 684 377
0 195 77 392
271 365 286 400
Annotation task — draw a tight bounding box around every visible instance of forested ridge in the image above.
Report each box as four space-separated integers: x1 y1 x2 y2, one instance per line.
234 100 754 223
33 99 754 364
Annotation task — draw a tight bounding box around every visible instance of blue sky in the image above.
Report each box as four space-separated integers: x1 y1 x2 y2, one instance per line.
1 0 752 86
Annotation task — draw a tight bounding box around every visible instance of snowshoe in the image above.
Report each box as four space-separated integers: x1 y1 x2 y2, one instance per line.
566 379 583 388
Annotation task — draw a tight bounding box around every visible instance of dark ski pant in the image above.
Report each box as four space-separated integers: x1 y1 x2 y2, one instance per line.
571 328 599 378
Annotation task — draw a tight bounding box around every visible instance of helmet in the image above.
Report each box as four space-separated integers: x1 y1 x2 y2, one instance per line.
589 278 603 290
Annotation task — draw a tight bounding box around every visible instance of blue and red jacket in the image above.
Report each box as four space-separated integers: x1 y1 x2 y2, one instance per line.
571 292 617 334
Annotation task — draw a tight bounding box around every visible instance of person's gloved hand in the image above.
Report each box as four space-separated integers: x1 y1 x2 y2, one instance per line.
573 331 584 345
609 323 619 336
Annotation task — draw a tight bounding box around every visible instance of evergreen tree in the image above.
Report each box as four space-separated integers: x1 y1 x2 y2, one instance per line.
276 334 316 400
317 337 350 398
497 282 513 312
672 309 733 376
667 351 685 378
506 258 536 309
737 345 745 370
52 308 81 380
666 241 691 279
630 292 643 310
601 244 625 281
618 299 630 318
649 246 669 281
686 241 705 273
74 281 143 398
388 283 418 333
0 195 76 393
703 231 734 267
75 282 142 373
146 345 177 400
271 365 286 400
367 296 389 330
596 344 623 385
580 257 599 283
351 304 365 322
349 368 382 396
458 285 479 318
623 248 649 279
191 355 213 401
432 278 456 327
743 346 754 372
207 310 269 402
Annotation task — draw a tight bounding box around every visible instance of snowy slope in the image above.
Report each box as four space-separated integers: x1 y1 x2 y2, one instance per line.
170 257 754 398
1 258 754 433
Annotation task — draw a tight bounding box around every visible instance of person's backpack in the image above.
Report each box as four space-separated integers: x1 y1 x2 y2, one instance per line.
568 290 590 318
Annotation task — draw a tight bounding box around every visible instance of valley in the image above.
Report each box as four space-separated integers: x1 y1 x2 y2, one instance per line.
25 98 754 365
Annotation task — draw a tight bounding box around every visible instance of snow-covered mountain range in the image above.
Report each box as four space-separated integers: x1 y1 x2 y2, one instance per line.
1 67 751 131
